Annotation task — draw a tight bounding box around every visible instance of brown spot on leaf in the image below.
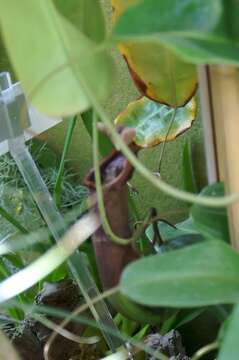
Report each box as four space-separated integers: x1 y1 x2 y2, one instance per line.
123 55 148 95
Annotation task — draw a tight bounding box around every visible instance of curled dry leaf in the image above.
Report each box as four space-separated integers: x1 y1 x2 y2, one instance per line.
112 0 198 107
114 96 197 148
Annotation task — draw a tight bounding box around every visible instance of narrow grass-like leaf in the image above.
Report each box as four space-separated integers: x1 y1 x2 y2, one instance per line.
120 241 239 307
0 206 28 234
54 116 77 207
182 140 197 194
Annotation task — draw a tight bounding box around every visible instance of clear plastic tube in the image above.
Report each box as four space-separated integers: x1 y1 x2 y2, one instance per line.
8 135 122 351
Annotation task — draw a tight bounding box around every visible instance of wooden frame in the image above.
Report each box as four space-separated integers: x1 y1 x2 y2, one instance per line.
198 65 239 250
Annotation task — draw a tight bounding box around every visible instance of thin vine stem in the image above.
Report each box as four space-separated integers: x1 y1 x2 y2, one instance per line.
157 108 177 173
191 342 218 360
157 48 177 173
32 313 99 345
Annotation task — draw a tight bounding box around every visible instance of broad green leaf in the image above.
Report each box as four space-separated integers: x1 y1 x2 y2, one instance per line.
191 182 229 242
113 0 239 66
218 304 239 360
114 0 222 36
0 0 114 116
120 241 239 307
157 234 203 254
54 0 106 43
158 35 239 66
112 0 198 107
114 97 197 148
146 217 199 244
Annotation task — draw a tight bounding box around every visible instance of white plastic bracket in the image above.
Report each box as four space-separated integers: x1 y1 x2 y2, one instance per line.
0 72 62 156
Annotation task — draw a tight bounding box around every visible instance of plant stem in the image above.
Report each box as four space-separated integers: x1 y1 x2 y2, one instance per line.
0 206 28 234
54 116 77 207
191 342 218 360
158 108 177 172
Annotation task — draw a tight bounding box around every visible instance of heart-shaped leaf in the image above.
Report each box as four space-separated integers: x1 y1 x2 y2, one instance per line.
113 0 239 66
114 96 197 148
0 0 114 116
191 182 230 242
120 241 239 307
112 0 198 107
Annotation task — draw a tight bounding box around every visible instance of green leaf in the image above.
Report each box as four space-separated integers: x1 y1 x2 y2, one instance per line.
0 0 114 116
158 234 203 254
146 218 199 246
54 0 106 42
114 0 222 35
113 0 239 66
191 182 230 242
218 304 239 360
115 97 197 148
120 241 239 307
158 34 239 66
223 0 239 40
118 42 197 107
112 0 198 107
182 140 197 194
81 109 113 156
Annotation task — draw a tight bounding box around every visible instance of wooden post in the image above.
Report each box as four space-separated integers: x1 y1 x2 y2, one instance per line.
199 65 239 250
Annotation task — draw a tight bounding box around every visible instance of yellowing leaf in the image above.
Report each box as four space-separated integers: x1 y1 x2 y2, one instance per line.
112 0 198 107
114 96 197 148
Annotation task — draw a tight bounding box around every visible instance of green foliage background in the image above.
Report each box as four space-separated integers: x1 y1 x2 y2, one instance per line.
0 0 207 222
46 1 206 221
